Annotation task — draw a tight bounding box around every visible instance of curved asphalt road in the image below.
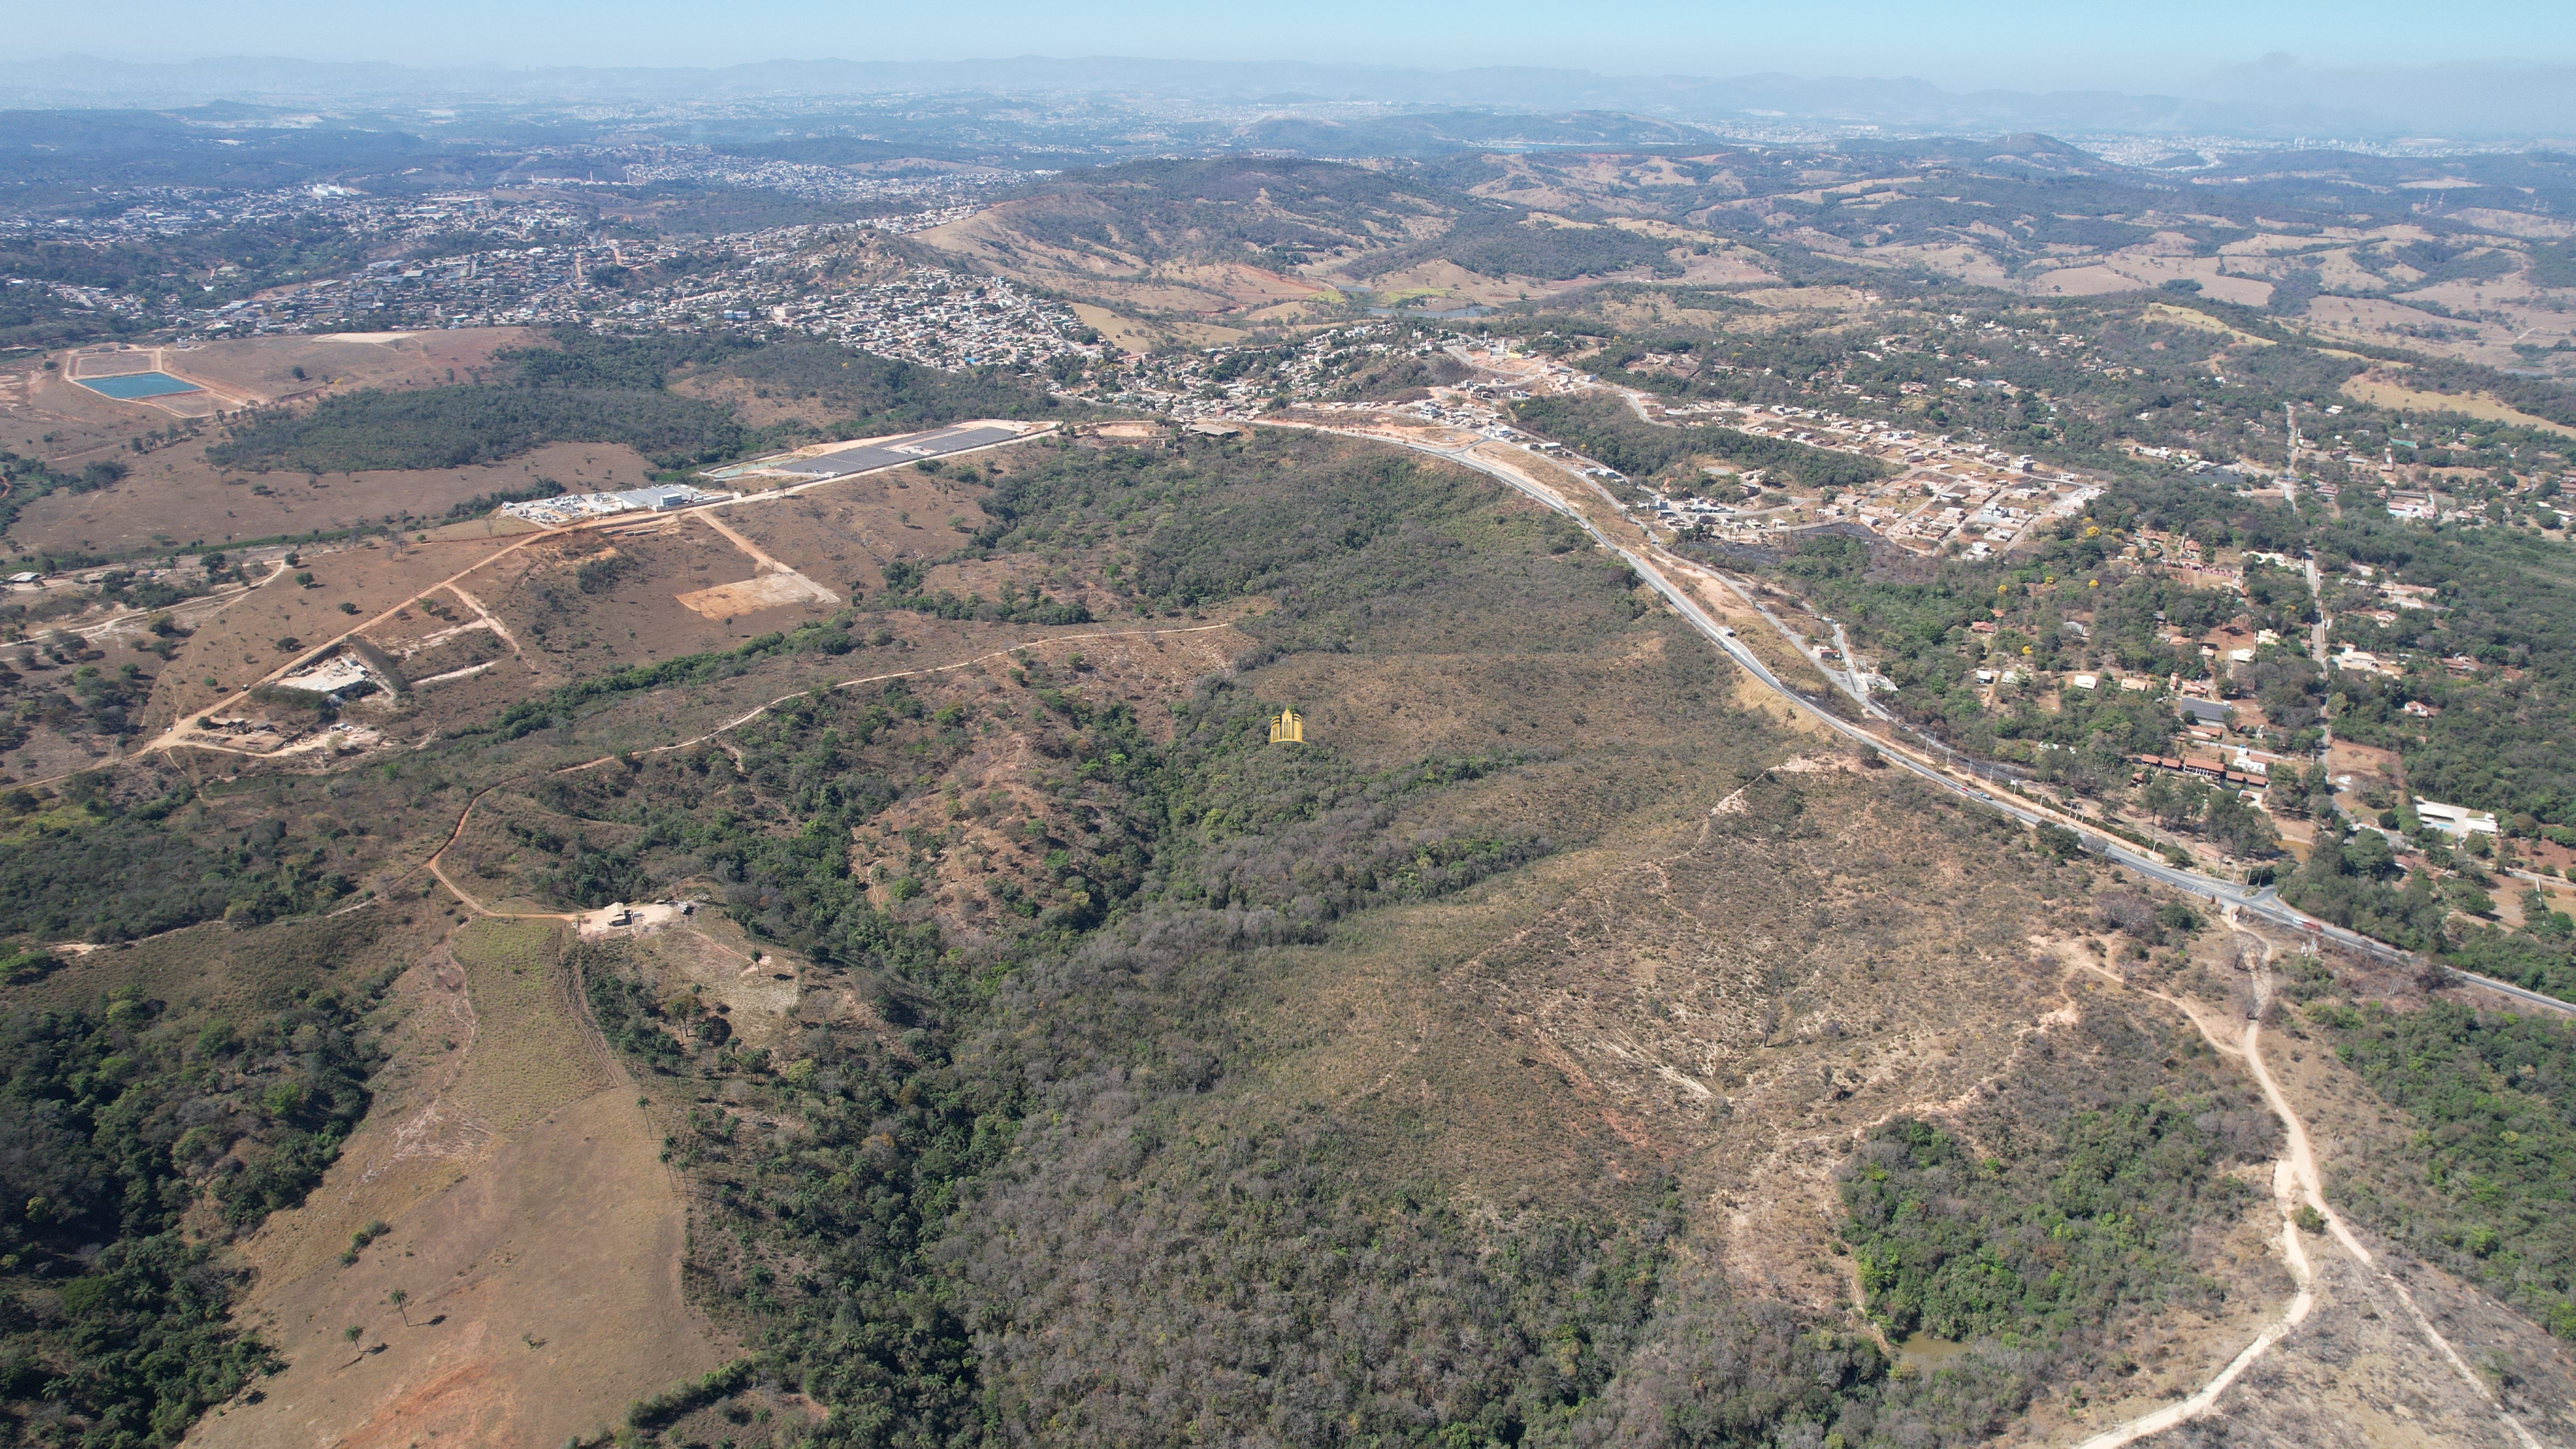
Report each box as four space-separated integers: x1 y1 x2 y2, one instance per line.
1359 429 2573 1019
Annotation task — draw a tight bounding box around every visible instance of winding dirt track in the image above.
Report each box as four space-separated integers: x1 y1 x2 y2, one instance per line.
2233 1017 2542 1449
2074 929 2541 1449
2070 1150 2318 1449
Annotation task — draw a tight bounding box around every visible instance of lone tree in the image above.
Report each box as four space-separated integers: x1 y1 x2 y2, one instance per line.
389 1288 410 1326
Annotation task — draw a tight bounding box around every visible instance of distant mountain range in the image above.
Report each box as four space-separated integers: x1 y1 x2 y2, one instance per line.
1 54 2572 145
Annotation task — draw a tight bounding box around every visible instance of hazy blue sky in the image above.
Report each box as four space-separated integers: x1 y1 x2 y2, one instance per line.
6 0 2571 90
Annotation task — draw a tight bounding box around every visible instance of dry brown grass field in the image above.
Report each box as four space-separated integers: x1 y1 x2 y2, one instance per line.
187 916 727 1449
0 902 731 1447
2340 371 2576 438
8 440 660 559
2 329 535 463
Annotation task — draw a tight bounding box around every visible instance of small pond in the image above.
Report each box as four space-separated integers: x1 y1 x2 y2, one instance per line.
77 372 201 400
1895 1333 1973 1371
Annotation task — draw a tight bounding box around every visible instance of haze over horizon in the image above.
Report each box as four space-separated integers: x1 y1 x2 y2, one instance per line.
2 0 2572 106
3 50 2576 145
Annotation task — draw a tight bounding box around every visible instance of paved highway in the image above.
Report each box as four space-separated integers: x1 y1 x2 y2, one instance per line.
734 422 1034 482
1348 427 2573 1019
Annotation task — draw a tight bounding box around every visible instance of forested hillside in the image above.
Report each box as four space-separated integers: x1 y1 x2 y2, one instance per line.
409 429 2288 1446
0 918 401 1446
203 329 1072 476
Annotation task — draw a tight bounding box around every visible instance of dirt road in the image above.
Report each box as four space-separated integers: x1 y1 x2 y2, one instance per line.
120 424 1057 772
2074 930 2541 1449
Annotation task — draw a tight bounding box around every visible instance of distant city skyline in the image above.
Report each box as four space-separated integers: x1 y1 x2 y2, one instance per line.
4 0 2572 95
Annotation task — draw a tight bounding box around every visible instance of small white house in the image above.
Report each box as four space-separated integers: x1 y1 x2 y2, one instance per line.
2414 798 2499 837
